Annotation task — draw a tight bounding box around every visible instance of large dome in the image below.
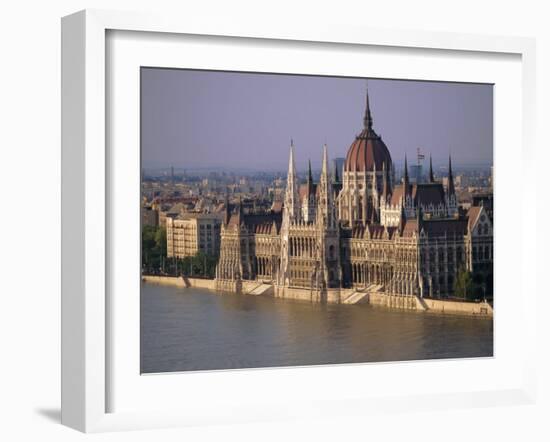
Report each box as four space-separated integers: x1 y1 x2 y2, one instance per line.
344 90 392 173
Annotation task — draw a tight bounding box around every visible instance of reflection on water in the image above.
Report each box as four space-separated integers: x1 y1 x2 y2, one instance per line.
141 283 493 373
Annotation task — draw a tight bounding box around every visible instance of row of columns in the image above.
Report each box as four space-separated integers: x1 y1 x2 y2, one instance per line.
350 262 392 286
254 257 273 277
289 236 317 257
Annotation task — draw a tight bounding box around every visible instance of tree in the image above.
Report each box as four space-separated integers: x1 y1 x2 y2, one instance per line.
141 225 167 273
454 266 474 300
176 252 218 278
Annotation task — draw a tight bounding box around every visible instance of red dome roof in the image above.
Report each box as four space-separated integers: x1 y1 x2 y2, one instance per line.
344 128 392 172
344 88 393 173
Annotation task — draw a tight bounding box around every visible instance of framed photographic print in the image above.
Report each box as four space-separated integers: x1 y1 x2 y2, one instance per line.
61 9 537 433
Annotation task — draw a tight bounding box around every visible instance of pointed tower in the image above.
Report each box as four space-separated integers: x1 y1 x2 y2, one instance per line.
447 155 455 196
223 189 230 225
429 154 435 183
403 155 410 201
316 144 341 290
302 158 316 223
278 140 301 287
447 154 458 218
283 139 301 223
364 83 374 130
317 144 334 228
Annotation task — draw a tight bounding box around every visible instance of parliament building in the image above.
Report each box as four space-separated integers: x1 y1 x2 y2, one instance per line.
215 90 493 304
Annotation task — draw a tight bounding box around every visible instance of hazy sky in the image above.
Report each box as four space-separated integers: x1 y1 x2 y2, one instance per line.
141 68 493 172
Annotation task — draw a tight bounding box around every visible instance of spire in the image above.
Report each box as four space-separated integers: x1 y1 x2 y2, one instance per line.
321 144 329 178
363 82 373 130
287 139 296 178
223 188 230 225
429 154 435 183
283 139 301 222
403 155 410 199
318 144 334 227
448 154 455 196
307 159 313 184
334 162 340 184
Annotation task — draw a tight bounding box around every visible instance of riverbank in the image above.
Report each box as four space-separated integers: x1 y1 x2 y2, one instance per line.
141 275 492 318
142 275 273 295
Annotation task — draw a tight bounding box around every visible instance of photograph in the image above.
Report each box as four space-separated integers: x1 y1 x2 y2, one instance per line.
140 68 494 374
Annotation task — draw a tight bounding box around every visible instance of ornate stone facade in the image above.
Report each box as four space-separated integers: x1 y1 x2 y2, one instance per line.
215 89 493 302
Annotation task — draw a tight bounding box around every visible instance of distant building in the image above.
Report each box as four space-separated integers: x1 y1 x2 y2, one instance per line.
141 205 159 227
158 202 186 227
166 213 223 258
410 164 423 183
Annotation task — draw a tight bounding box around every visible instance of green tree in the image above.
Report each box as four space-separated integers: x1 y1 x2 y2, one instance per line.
141 225 167 273
154 226 167 257
454 266 474 300
176 252 218 278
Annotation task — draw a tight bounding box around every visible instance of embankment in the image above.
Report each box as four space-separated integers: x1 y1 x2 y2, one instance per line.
142 275 272 295
142 275 492 317
142 275 215 289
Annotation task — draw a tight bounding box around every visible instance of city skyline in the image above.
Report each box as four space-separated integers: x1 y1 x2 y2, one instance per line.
141 68 493 171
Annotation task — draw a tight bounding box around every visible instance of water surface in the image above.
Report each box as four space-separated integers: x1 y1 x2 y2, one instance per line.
141 283 493 373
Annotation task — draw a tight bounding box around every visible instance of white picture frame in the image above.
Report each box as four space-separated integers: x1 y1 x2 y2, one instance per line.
61 9 537 433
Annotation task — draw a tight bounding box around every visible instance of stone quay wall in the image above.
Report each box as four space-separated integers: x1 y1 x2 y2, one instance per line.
142 275 216 290
274 286 344 304
421 297 493 317
142 275 492 317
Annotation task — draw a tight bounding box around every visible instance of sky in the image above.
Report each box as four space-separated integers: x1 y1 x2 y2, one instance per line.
141 68 493 173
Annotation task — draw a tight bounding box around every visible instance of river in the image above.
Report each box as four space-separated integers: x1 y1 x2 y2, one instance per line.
141 283 493 373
